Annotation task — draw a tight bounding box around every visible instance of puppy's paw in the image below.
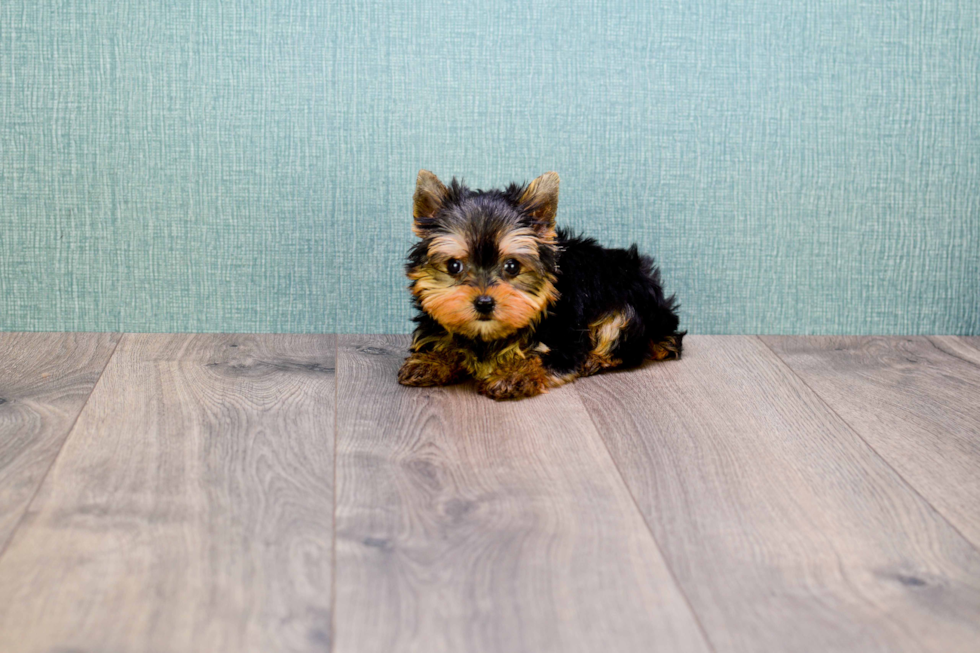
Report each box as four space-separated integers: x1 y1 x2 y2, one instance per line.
649 333 684 361
477 373 549 401
398 354 462 387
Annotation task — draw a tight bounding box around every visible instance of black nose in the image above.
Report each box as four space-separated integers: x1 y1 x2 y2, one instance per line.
474 295 495 315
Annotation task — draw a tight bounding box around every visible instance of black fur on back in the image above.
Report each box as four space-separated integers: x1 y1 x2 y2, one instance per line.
533 228 684 374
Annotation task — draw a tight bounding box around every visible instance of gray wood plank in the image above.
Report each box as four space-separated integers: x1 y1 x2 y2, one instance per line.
577 336 980 653
0 333 336 653
0 332 119 552
762 335 980 548
333 335 712 653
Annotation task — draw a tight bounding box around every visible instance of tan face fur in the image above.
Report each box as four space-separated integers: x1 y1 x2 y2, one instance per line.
408 171 560 341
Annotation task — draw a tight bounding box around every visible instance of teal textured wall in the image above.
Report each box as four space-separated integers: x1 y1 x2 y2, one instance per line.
1 1 978 334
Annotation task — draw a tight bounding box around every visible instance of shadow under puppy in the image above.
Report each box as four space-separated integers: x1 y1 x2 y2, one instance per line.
399 170 684 400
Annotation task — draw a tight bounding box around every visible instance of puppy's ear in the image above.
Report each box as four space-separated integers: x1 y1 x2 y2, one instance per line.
519 172 559 238
413 170 448 236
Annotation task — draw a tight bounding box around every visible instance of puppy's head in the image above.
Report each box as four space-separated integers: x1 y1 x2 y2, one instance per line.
406 170 561 341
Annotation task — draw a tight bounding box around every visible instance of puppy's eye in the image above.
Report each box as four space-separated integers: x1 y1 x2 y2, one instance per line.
446 258 463 275
502 259 520 276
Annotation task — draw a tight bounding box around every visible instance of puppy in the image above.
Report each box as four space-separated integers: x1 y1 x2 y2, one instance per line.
399 170 684 400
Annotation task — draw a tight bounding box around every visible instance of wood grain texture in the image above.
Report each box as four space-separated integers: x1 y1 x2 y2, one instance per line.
762 335 980 548
333 335 711 653
0 332 119 551
0 334 336 653
576 336 980 653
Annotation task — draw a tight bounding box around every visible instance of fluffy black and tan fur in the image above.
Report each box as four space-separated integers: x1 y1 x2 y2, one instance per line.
399 170 684 400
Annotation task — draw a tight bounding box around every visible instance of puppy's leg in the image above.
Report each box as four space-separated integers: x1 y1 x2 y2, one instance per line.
477 355 563 400
580 308 632 376
648 333 684 361
398 350 466 387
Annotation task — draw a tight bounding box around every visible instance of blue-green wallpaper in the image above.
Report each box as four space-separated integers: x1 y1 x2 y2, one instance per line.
1 1 978 334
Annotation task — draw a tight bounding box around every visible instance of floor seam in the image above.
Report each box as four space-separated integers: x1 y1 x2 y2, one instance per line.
330 333 339 653
0 332 123 564
756 335 980 556
572 382 720 653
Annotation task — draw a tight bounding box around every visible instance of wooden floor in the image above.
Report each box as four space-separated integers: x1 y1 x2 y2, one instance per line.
0 334 978 653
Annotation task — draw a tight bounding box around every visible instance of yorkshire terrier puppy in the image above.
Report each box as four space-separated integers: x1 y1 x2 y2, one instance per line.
399 170 684 400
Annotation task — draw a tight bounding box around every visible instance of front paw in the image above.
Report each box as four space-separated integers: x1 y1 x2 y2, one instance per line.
398 354 462 387
477 373 549 401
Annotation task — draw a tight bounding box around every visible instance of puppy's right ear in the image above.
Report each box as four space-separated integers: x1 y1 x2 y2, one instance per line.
413 170 448 236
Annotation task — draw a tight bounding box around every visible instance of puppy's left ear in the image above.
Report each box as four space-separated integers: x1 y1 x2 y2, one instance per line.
413 170 448 237
519 172 559 238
